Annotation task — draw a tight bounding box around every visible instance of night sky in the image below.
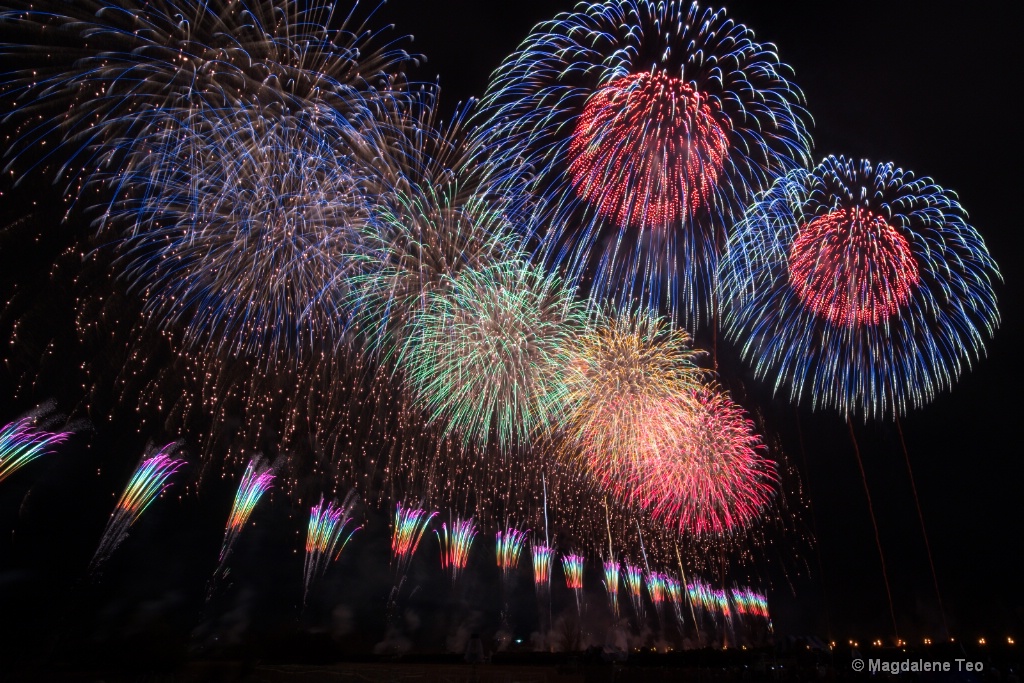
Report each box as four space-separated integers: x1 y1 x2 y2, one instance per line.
0 0 1020 667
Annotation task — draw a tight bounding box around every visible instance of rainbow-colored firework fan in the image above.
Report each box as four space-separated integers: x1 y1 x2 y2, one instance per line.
562 554 585 591
603 558 621 617
719 156 1000 419
303 492 361 604
392 504 437 573
90 443 185 572
496 528 528 578
437 516 477 582
647 572 667 606
478 0 811 327
216 456 275 568
0 416 70 484
732 586 770 620
531 542 554 592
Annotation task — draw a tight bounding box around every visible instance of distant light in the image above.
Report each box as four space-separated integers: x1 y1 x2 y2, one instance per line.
979 638 986 646
1009 637 1015 646
515 639 522 644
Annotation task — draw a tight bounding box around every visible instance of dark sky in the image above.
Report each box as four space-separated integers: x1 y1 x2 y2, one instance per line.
0 0 1020 663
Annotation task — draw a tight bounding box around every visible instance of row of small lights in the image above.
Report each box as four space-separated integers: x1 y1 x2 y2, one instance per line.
827 637 1015 649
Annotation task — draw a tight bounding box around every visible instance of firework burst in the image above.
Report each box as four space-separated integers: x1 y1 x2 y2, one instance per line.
0 0 411 194
391 503 436 573
719 156 1001 418
478 0 811 326
402 260 586 448
90 443 184 572
114 106 376 359
624 563 645 623
559 310 706 468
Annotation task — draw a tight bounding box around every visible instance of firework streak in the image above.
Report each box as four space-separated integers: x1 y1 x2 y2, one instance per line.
303 493 360 604
216 456 275 568
562 554 584 590
496 528 528 578
90 444 184 572
532 543 554 592
0 417 70 484
437 517 477 582
603 558 621 617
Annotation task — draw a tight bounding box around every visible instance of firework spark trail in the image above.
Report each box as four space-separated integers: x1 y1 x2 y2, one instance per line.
90 443 184 573
303 492 361 605
719 156 1000 419
625 563 645 625
215 456 275 574
0 417 71 484
437 516 477 583
603 557 621 617
647 571 668 633
477 0 811 327
496 528 528 578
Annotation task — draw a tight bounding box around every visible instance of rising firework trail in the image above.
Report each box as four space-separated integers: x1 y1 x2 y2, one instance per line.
303 492 360 605
0 415 71 484
90 443 184 573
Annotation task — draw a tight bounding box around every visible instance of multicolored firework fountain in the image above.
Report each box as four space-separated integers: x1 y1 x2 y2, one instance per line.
0 416 70 484
90 444 185 573
603 557 621 618
215 456 275 575
303 493 361 605
437 516 477 583
496 528 528 578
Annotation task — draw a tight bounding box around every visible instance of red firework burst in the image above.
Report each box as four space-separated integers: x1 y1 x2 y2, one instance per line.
568 71 729 228
788 207 920 327
584 388 776 536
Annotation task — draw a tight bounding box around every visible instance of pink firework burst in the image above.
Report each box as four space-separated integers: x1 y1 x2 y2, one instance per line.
788 207 920 326
569 71 729 229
